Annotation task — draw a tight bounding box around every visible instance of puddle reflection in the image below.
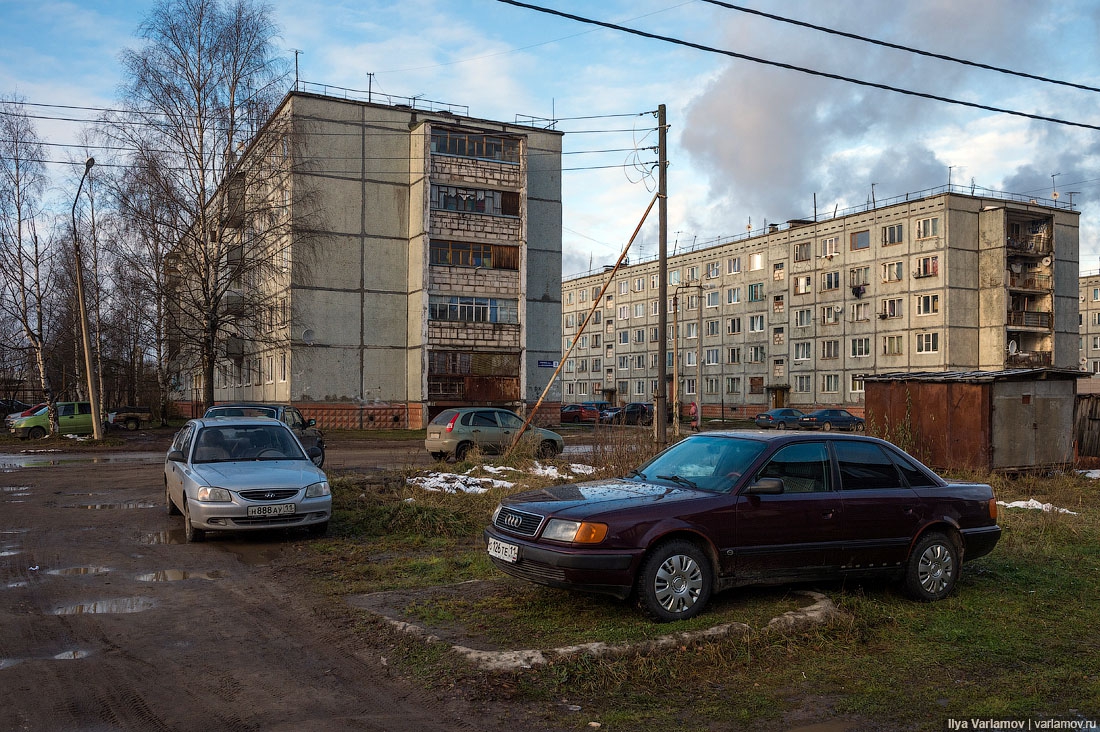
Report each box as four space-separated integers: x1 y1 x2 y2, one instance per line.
0 649 93 670
0 452 162 471
48 567 110 576
51 597 155 615
139 529 187 545
135 569 223 582
69 502 157 510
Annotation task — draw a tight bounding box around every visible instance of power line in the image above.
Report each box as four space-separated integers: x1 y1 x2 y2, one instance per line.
699 0 1100 94
494 0 1100 132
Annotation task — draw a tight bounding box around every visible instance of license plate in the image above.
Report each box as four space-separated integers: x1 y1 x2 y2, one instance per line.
247 503 296 517
487 537 518 563
428 431 440 439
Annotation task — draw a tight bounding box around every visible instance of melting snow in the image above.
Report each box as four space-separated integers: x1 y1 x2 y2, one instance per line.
407 461 597 494
997 499 1077 515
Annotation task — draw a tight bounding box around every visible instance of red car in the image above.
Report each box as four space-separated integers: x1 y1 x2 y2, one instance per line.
485 432 1001 621
560 404 599 423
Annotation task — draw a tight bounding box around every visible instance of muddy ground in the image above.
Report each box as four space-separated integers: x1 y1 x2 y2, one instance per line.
0 430 541 732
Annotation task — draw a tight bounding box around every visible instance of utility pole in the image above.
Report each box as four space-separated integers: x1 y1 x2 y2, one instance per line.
72 158 103 440
656 104 669 445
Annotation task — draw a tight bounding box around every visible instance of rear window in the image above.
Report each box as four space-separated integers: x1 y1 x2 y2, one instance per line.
429 410 458 426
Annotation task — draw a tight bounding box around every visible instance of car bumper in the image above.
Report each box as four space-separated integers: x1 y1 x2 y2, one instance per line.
483 528 638 599
187 496 331 532
961 525 1001 561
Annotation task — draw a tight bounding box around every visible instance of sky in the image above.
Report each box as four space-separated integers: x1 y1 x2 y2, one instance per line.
3 0 1100 276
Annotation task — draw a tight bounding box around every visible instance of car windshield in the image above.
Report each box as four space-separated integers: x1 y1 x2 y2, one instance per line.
633 435 768 493
205 406 278 419
192 425 305 463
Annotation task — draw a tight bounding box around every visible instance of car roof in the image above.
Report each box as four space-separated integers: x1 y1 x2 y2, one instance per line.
189 416 286 428
687 430 886 445
206 403 286 410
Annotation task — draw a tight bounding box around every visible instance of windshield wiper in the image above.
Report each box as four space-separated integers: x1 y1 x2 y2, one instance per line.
657 474 698 489
626 469 646 480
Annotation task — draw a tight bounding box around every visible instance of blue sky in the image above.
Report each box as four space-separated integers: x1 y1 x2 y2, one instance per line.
4 0 1100 274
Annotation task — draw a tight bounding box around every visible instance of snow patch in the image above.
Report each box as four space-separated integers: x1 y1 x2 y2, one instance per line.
997 499 1077 515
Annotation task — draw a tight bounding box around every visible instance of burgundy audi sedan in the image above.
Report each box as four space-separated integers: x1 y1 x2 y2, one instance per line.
485 432 1001 621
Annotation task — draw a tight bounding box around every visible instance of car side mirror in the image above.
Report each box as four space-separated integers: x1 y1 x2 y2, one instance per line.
307 418 316 427
306 446 322 460
167 449 185 462
744 477 784 495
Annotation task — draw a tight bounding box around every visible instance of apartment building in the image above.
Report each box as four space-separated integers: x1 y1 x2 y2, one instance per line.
1078 272 1100 386
561 189 1079 416
177 89 563 428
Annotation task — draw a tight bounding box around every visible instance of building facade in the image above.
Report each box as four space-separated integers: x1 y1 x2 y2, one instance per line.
561 189 1079 417
178 90 563 428
1078 271 1100 390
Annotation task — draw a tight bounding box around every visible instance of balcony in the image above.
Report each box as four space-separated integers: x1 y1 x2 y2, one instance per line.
1006 232 1052 255
1006 351 1052 368
1008 272 1052 291
1007 310 1052 329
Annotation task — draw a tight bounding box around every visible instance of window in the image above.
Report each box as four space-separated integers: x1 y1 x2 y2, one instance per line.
727 287 741 304
705 348 720 365
650 327 659 342
635 380 647 396
565 314 575 329
793 241 812 262
821 237 838 258
634 329 645 343
430 240 506 268
618 280 629 295
634 354 646 369
706 261 720 278
684 378 697 395
650 299 660 316
651 274 660 289
579 289 588 302
822 340 839 359
727 317 742 335
882 261 903 282
916 294 940 315
670 270 681 285
618 330 629 344
430 128 519 163
916 332 939 353
687 295 699 310
773 358 786 377
851 302 870 322
749 315 765 332
428 296 518 323
883 223 903 245
882 335 903 355
748 345 766 362
773 327 785 345
748 283 764 302
578 335 588 348
822 305 842 325
822 271 840 290
650 353 659 367
773 294 785 312
915 255 939 278
822 374 840 393
850 266 870 287
706 291 720 307
578 382 589 396
728 257 741 274
633 303 645 318
687 266 699 281
850 230 870 250
728 347 741 364
617 305 629 320
592 357 601 370
430 185 517 216
916 217 939 239
750 377 765 394
726 376 741 394
279 353 287 382
577 358 588 373
851 337 871 357
795 374 812 393
881 298 903 319
794 342 812 360
1093 287 1100 301
566 291 574 305
618 355 630 370
794 275 812 295
795 308 813 327
685 322 698 339
773 262 786 281
850 375 865 395
634 277 645 292
750 253 764 271
706 319 720 336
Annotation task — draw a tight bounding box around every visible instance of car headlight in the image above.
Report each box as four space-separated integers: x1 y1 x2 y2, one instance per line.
542 518 607 544
305 481 330 497
196 486 232 502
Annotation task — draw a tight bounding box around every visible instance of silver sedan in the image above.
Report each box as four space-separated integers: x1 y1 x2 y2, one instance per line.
164 417 332 542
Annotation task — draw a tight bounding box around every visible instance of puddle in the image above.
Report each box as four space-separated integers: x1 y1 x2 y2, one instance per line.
0 529 29 535
1 486 31 494
138 529 187 545
0 658 22 670
69 502 157 510
51 597 155 615
6 581 28 589
0 452 162 471
48 567 110 577
0 550 22 557
135 569 223 582
52 649 92 660
0 649 93 670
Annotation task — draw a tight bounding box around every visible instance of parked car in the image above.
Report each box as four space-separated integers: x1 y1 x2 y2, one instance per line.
9 402 93 439
600 402 654 425
560 404 599 423
164 417 331 542
581 401 612 414
425 407 563 461
203 403 325 467
5 401 45 429
798 409 865 432
754 408 804 430
485 431 1001 621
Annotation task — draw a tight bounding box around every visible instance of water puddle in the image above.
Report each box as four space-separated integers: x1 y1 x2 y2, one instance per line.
0 529 29 535
0 649 93 670
51 597 155 615
135 569 223 582
52 649 92 660
0 452 162 471
48 567 110 577
138 529 187 545
69 502 157 510
0 550 22 557
1 486 31 495
6 581 29 589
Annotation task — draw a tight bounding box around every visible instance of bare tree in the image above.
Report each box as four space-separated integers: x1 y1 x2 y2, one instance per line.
110 0 293 412
0 96 60 432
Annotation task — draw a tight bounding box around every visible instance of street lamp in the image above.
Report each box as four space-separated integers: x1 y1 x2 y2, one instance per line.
671 281 713 437
72 157 103 440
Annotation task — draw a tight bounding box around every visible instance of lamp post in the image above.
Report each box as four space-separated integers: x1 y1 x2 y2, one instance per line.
671 282 713 437
72 157 103 440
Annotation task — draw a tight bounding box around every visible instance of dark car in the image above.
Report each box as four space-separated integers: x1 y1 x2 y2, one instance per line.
203 403 325 467
561 404 599 423
754 408 804 429
600 402 654 425
798 409 864 432
485 432 1001 621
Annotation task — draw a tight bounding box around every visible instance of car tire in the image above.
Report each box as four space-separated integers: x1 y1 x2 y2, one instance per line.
311 447 325 468
855 422 865 432
28 426 46 440
904 532 958 601
777 421 787 430
430 452 446 461
165 481 180 516
537 440 559 459
822 422 833 431
125 418 139 431
637 540 713 622
308 520 329 537
454 442 473 461
183 501 205 543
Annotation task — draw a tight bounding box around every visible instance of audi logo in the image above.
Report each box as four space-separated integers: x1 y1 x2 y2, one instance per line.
502 513 523 528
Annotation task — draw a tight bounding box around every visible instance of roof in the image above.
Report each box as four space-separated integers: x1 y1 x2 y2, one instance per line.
859 368 1082 383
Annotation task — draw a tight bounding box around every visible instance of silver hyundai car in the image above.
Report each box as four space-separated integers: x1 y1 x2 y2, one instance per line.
164 417 331 542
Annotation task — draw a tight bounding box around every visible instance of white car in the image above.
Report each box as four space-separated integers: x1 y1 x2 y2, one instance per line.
164 417 331 542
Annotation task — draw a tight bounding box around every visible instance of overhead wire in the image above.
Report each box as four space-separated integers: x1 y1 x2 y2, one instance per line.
493 0 1100 132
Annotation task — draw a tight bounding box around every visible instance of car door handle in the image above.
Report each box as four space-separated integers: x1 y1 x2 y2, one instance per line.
821 510 835 520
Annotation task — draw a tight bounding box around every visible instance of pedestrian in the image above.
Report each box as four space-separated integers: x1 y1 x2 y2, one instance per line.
690 401 699 432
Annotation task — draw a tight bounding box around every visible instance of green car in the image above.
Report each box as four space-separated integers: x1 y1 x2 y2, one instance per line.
425 407 564 461
9 402 94 439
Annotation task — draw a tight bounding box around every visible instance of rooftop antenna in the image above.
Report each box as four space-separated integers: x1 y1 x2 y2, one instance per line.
948 165 955 188
871 182 877 209
366 72 374 103
293 49 301 87
1067 191 1081 209
971 177 976 195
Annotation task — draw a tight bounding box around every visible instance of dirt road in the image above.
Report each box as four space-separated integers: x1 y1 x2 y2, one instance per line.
0 439 526 731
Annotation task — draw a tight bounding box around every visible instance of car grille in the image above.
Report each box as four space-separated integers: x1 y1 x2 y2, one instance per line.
493 506 543 537
232 515 305 526
490 556 566 584
238 489 300 502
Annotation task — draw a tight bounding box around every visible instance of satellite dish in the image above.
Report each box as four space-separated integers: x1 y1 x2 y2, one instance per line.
302 328 315 346
1041 256 1053 267
1081 357 1089 365
1010 263 1022 274
834 305 844 313
1008 340 1018 355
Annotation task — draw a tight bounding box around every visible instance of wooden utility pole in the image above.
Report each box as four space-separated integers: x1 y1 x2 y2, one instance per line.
656 104 669 445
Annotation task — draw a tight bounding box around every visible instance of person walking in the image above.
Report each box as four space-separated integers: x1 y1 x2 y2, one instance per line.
690 401 700 432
